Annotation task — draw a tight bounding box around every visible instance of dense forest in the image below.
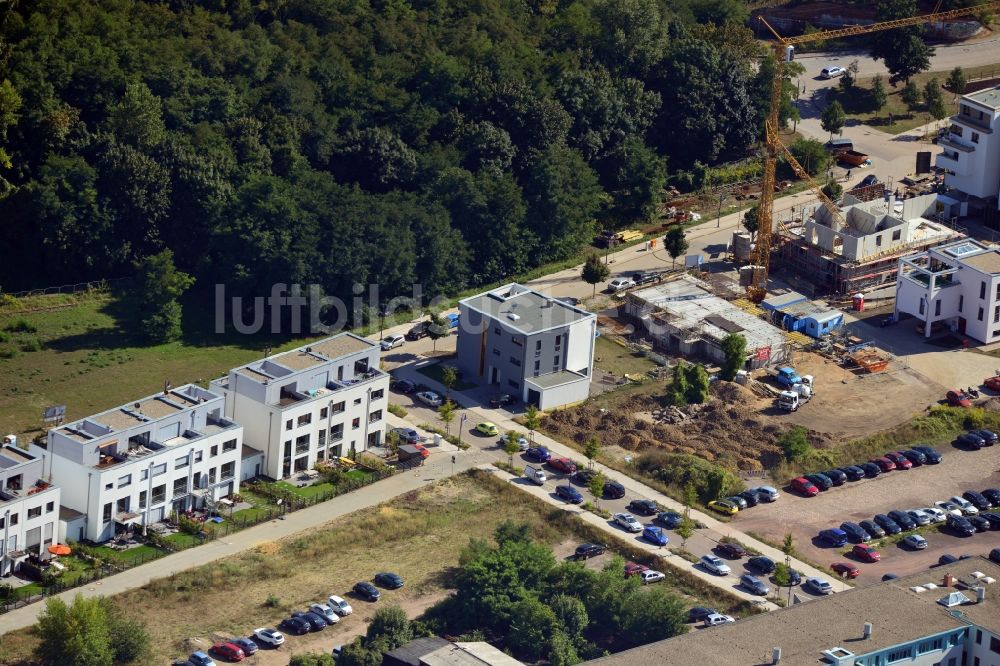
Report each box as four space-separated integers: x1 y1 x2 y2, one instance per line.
0 0 769 303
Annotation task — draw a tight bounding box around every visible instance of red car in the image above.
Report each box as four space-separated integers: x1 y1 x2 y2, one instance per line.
790 477 819 497
715 542 747 559
852 544 881 562
985 376 1000 392
947 390 972 407
624 562 649 578
211 643 245 662
870 457 896 473
548 457 577 474
832 562 860 579
884 452 912 470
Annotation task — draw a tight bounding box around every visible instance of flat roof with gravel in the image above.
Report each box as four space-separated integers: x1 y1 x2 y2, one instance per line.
461 283 594 335
960 249 1000 275
966 85 1000 110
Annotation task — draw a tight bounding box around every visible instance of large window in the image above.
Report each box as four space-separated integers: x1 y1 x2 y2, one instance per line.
27 506 41 519
118 474 131 488
102 502 112 523
223 438 237 453
175 455 188 470
173 477 188 496
221 461 235 480
152 462 167 477
332 401 345 415
369 410 382 423
371 389 384 400
330 423 344 442
297 413 312 427
151 484 166 505
990 635 1000 654
295 434 310 454
138 491 147 508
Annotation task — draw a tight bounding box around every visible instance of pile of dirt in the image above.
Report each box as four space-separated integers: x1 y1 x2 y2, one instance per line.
543 381 826 472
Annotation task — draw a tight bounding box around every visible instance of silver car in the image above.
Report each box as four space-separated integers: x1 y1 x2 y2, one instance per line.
907 509 931 526
613 513 642 533
806 577 833 595
699 555 731 576
902 534 928 550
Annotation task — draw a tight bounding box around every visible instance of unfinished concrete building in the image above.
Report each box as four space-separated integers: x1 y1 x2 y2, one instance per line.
778 192 962 295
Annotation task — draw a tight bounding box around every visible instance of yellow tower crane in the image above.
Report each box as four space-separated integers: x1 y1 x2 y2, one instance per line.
746 1 1000 302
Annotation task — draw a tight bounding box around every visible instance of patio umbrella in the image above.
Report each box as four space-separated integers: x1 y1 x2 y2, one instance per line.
48 544 71 556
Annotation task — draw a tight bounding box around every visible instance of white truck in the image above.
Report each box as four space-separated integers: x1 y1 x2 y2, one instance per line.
524 465 546 485
777 390 802 412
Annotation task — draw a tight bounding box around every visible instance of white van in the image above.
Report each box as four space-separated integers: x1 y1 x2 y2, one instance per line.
524 465 546 485
821 66 845 79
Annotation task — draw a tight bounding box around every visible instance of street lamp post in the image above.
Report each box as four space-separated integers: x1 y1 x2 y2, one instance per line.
716 192 728 228
458 413 467 447
378 305 386 341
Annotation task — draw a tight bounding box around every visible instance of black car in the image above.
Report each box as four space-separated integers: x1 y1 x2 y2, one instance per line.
627 499 659 516
839 466 866 481
556 484 584 504
881 573 899 582
280 617 310 635
291 611 327 631
974 429 998 445
912 445 942 463
873 514 902 535
947 514 976 536
747 556 776 574
860 462 882 478
855 174 879 188
804 473 833 491
888 510 916 530
981 512 1000 529
604 481 625 499
353 581 381 601
390 378 417 393
658 511 682 528
939 553 961 565
821 469 848 486
859 520 886 538
725 495 748 510
687 606 717 623
982 488 1000 506
374 572 404 589
738 490 761 507
574 468 597 485
990 548 1000 564
957 432 985 449
899 449 926 466
575 543 607 559
489 394 517 408
963 491 991 511
840 521 872 544
404 322 429 340
785 568 802 586
969 515 991 532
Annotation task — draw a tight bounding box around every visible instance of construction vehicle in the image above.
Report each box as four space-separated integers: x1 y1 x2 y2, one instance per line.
595 229 643 248
747 1 1000 303
836 150 871 168
777 390 802 412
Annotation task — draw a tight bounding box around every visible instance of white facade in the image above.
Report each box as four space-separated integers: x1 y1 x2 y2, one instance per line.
968 625 1000 666
937 85 1000 206
895 239 1000 343
210 333 389 480
29 384 243 543
0 446 61 575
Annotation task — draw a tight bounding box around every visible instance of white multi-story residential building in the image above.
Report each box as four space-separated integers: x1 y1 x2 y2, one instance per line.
29 384 243 543
211 333 389 480
895 238 1000 343
0 444 60 575
937 84 1000 208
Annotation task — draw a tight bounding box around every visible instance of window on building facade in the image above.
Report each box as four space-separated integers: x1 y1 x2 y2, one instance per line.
494 326 501 335
973 132 980 143
508 380 519 389
194 451 203 463
331 423 344 441
46 501 54 513
512 336 522 346
223 438 237 452
493 348 500 356
919 299 925 315
118 474 131 488
210 445 218 457
285 419 293 430
553 355 560 366
105 482 113 490
352 417 360 429
27 506 41 519
534 360 540 375
892 230 901 241
320 407 328 419
960 295 964 312
175 456 188 469
152 462 167 477
935 300 942 316
876 235 883 247
371 389 384 400
354 398 362 405
102 503 112 523
138 490 147 508
369 410 382 423
141 469 148 481
332 401 345 415
991 635 1000 654
886 647 911 663
283 440 292 458
510 356 521 367
295 434 310 454
221 461 235 480
8 513 16 526
555 335 562 348
173 477 187 495
978 306 984 321
297 414 312 427
535 340 542 352
208 468 217 484
981 281 987 299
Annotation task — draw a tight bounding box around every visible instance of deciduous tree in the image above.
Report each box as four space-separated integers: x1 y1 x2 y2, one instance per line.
870 0 935 86
133 249 195 343
720 333 747 380
582 253 610 296
664 226 688 268
870 75 888 117
947 66 967 97
821 101 846 141
584 436 601 468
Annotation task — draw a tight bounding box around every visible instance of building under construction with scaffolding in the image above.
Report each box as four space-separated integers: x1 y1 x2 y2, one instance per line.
776 192 963 295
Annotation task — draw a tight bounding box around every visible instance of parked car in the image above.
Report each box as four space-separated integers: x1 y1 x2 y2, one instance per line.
603 480 625 499
279 617 310 635
415 391 443 407
747 556 776 574
715 542 747 559
939 553 962 565
642 526 669 546
805 473 833 491
703 613 735 627
291 611 328 631
657 511 682 528
806 577 834 594
211 643 245 662
974 429 998 445
832 562 860 579
982 488 1000 506
818 528 848 547
556 484 583 504
353 581 381 601
489 393 517 408
899 450 926 466
969 515 991 532
574 543 607 559
624 562 649 578
821 65 846 79
990 548 1000 564
750 486 780 502
614 513 643 532
957 432 985 449
888 510 917 530
391 427 422 445
525 446 551 462
979 512 1000 529
328 595 353 616
374 572 404 589
573 468 597 485
189 652 217 666
737 490 760 507
475 422 499 436
840 522 871 544
821 469 848 486
884 452 912 470
740 574 770 596
852 544 881 562
639 570 666 584
628 499 659 516
708 499 739 515
859 519 886 539
947 514 976 536
859 462 882 478
380 334 405 351
790 477 819 496
687 606 717 623
912 445 942 463
785 568 803 586
963 491 991 511
608 277 636 292
839 466 866 481
871 457 896 473
936 500 964 517
253 627 285 647
947 389 973 407
390 378 417 393
309 604 340 624
548 457 577 474
906 509 931 526
700 555 731 576
922 507 948 523
873 514 902 535
231 639 259 657
949 496 979 515
725 495 748 510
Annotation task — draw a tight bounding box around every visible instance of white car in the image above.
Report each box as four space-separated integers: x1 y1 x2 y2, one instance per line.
380 334 405 351
416 391 443 407
935 500 963 517
310 603 340 623
907 509 931 526
613 513 642 533
949 496 979 515
328 594 353 616
499 435 530 451
922 507 947 523
821 65 845 79
703 613 735 627
253 627 285 646
640 570 665 585
903 534 928 550
608 277 635 292
750 486 780 502
699 555 731 576
805 577 833 595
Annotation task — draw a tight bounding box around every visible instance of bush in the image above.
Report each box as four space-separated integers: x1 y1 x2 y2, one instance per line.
20 337 42 352
387 403 407 417
4 318 37 333
635 451 743 503
264 593 281 607
777 426 812 462
0 347 17 359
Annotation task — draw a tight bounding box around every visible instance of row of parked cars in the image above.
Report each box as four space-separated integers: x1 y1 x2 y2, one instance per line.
706 486 780 515
790 446 945 497
697 542 837 600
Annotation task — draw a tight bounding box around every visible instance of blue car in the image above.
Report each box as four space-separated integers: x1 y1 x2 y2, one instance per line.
818 528 848 547
556 484 583 504
642 526 669 546
657 511 682 528
525 447 551 462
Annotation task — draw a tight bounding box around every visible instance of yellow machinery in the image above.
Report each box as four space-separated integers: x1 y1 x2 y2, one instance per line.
746 2 1000 302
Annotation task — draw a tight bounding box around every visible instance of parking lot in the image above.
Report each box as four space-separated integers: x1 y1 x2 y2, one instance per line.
734 441 1000 585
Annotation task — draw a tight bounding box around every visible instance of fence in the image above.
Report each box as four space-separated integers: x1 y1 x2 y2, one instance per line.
1 276 130 300
0 466 394 614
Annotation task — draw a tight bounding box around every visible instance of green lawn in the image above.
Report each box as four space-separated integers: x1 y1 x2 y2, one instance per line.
593 336 662 378
415 360 477 391
92 544 163 566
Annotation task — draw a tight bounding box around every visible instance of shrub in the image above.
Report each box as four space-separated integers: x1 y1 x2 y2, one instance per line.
0 347 17 359
635 451 743 503
4 318 37 333
264 593 281 607
777 426 812 462
20 337 42 352
387 403 407 417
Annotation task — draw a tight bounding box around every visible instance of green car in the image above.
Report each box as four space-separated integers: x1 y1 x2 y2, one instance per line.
475 422 499 436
